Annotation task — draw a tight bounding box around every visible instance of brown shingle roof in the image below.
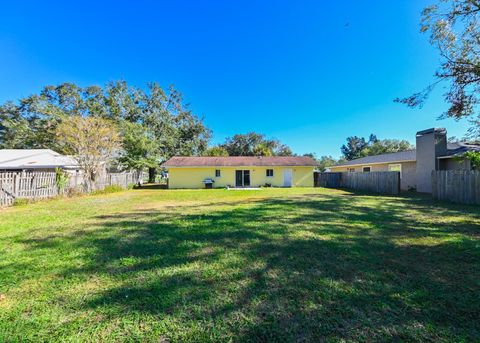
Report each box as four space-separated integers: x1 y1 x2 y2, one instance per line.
162 156 317 167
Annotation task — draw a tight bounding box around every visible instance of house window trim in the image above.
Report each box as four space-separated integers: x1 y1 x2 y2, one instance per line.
347 168 355 173
215 169 221 177
362 166 372 172
388 164 402 178
266 169 274 177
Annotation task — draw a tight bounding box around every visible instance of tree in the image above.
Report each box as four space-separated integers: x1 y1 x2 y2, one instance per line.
171 111 211 156
56 116 120 192
253 143 273 156
275 143 293 156
341 136 368 160
302 153 316 159
341 134 414 160
0 81 212 183
142 83 211 181
104 81 143 122
203 146 229 156
221 132 293 156
0 102 32 148
303 153 343 171
396 0 480 139
317 155 339 172
462 151 480 169
362 139 414 157
0 83 88 151
118 122 160 185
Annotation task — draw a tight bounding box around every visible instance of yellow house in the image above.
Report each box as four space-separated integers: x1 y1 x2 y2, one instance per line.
162 156 317 189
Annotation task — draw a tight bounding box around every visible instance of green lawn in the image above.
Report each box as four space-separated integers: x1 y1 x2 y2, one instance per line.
0 188 479 342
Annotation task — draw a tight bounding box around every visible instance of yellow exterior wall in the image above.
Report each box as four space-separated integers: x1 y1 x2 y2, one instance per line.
168 166 314 189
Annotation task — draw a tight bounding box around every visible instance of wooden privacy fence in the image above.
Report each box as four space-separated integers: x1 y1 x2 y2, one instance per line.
432 170 480 205
315 171 400 195
314 172 341 188
0 171 141 207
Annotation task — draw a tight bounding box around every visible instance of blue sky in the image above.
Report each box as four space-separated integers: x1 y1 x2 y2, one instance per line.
0 1 470 158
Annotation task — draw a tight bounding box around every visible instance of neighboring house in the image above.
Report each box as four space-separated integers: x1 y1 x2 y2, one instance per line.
330 128 480 193
161 156 317 189
329 150 417 191
0 149 80 173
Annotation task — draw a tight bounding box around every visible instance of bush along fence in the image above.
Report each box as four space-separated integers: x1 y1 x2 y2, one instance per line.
432 170 480 205
0 171 142 207
315 171 400 195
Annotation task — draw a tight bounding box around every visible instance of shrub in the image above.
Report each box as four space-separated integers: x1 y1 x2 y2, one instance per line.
55 168 69 195
463 151 480 170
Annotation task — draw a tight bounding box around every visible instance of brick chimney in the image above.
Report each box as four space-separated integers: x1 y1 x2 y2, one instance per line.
415 128 447 193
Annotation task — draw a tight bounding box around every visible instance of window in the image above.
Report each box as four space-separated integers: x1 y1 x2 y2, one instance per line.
215 169 221 177
347 168 355 173
362 166 371 172
266 169 274 177
388 164 402 178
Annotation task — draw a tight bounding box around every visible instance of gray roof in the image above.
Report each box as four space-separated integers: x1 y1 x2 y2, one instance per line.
333 141 480 167
442 142 480 157
334 150 416 167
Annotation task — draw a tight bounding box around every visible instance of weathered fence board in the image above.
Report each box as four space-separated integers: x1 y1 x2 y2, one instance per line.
0 172 58 207
0 173 16 207
314 172 341 188
95 172 139 190
315 172 400 195
0 171 142 207
432 170 480 205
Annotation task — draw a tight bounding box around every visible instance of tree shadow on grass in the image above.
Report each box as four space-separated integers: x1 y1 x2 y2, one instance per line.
18 193 480 342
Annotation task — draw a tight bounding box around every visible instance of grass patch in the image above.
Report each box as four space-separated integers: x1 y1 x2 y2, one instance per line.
0 188 479 342
91 184 126 195
12 198 31 206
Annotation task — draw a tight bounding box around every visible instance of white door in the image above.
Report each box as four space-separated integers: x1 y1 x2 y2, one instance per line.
283 169 293 187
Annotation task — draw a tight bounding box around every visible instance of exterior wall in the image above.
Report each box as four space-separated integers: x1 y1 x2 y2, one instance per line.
439 158 471 170
329 161 417 191
167 166 314 189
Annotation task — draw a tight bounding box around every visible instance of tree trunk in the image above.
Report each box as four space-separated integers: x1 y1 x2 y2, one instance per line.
136 169 143 187
148 167 156 183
